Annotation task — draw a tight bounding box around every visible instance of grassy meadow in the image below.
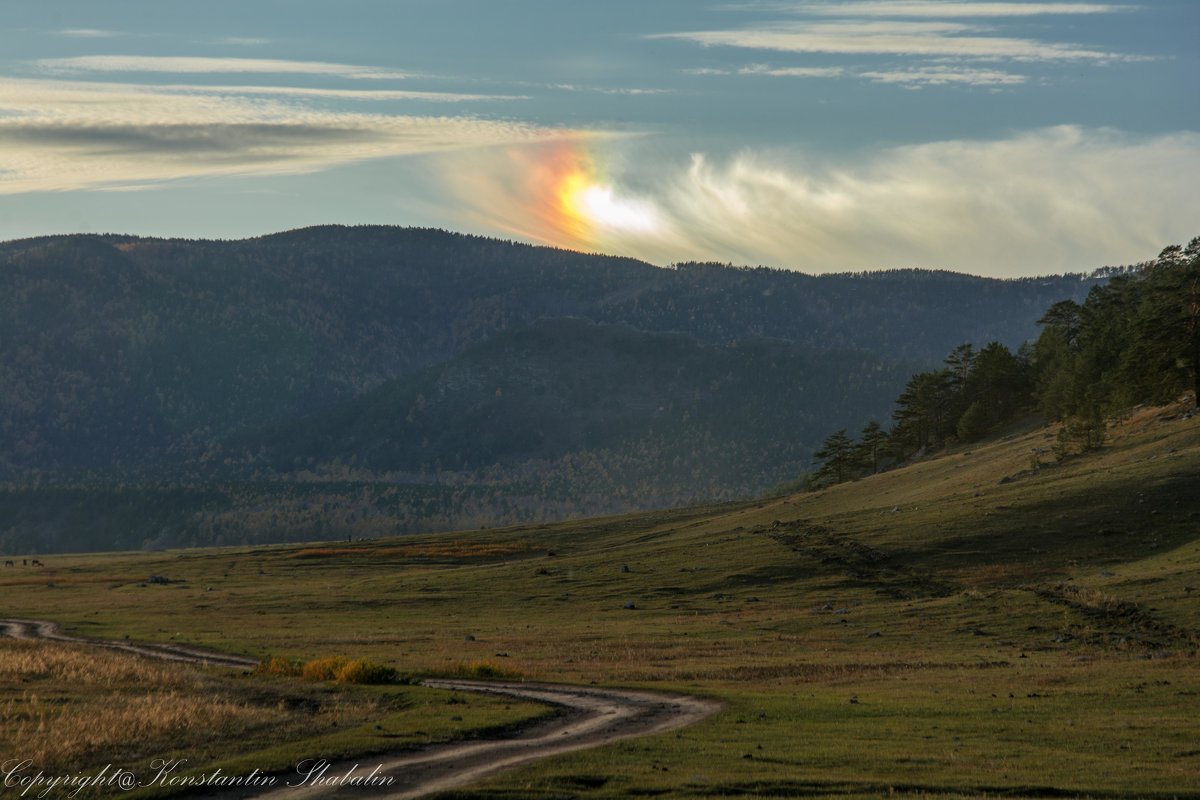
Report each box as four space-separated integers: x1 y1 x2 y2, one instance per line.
2 403 1198 798
0 639 548 798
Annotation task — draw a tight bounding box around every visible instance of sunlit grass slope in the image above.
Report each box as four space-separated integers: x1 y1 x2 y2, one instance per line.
2 401 1197 798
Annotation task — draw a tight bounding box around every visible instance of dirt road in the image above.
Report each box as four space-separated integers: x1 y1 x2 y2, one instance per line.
0 618 259 669
0 619 722 798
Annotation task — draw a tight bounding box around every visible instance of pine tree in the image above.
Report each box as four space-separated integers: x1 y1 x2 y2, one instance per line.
1123 242 1200 406
892 370 955 450
964 341 1029 426
1037 300 1082 348
944 343 976 391
813 429 858 485
956 400 990 442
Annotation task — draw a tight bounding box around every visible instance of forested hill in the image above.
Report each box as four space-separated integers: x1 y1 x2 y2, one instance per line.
230 318 909 500
2 225 1098 475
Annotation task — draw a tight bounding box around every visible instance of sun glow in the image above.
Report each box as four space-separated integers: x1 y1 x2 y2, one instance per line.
558 168 658 236
436 139 666 256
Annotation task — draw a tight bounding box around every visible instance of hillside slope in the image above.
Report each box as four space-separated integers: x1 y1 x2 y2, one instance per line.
3 403 1197 797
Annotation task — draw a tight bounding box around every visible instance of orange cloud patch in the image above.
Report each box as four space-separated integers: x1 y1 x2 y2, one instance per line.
436 137 662 256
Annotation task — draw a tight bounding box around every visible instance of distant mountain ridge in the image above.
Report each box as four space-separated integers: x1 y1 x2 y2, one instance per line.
1 225 1100 476
0 225 1112 553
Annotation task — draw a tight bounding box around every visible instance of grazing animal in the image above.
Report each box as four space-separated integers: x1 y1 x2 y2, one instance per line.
3 561 12 567
30 559 43 567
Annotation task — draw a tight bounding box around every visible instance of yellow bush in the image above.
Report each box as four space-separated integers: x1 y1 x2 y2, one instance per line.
295 656 398 684
334 659 398 685
301 656 348 681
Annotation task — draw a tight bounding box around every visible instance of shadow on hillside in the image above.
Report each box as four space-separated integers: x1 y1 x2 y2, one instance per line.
891 471 1200 579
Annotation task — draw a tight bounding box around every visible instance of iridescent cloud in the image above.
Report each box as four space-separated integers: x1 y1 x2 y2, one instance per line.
436 127 1200 276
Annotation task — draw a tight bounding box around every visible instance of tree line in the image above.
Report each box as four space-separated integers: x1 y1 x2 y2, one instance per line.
812 236 1200 486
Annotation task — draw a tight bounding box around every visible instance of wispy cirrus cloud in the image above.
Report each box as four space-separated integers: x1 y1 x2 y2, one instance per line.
651 19 1135 62
738 63 847 77
163 84 528 103
860 65 1027 86
688 63 1020 86
0 78 578 194
657 0 1140 68
51 29 123 38
550 83 672 96
737 2 1134 17
36 55 414 80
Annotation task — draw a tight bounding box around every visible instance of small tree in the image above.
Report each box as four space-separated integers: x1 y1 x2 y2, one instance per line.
1053 406 1106 460
956 400 990 442
813 429 858 485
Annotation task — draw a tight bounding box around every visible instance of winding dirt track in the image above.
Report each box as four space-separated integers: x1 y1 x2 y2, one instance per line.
0 619 722 798
0 618 259 669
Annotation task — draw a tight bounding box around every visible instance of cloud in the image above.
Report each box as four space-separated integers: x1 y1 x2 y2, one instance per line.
36 55 413 80
752 2 1134 17
688 62 1020 85
0 78 577 194
435 127 1200 277
666 3 1143 87
52 29 122 38
161 84 528 103
549 84 672 96
860 65 1026 86
738 63 847 77
650 19 1134 61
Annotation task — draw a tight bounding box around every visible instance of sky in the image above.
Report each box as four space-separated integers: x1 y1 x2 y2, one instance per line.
1 1 1197 276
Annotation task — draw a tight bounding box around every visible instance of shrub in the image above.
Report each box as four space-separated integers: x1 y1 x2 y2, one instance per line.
296 656 400 684
1053 409 1106 460
301 656 349 681
334 659 399 685
955 401 991 442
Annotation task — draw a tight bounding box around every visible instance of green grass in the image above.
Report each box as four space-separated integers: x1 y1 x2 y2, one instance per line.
2 403 1198 797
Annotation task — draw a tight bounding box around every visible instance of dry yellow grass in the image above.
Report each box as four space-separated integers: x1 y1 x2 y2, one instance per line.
0 639 191 687
6 690 283 769
0 640 285 771
0 638 547 794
